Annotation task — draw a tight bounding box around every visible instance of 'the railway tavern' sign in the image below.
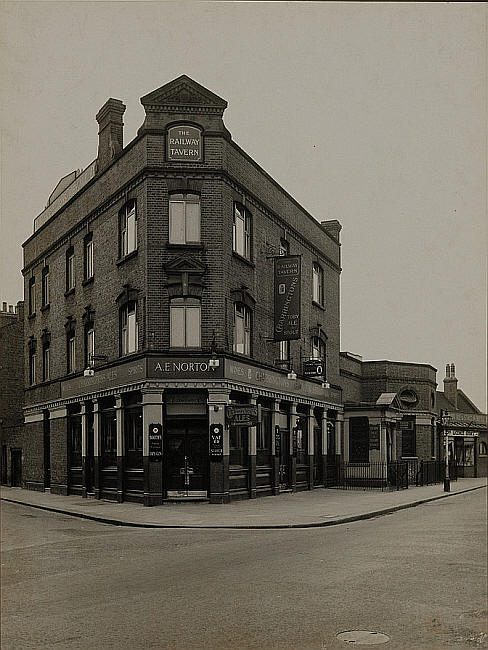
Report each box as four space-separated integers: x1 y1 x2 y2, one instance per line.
167 125 202 161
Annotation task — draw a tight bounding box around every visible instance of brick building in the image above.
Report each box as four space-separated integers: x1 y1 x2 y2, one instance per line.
339 354 487 478
437 364 487 478
21 75 343 505
340 354 438 466
0 301 24 486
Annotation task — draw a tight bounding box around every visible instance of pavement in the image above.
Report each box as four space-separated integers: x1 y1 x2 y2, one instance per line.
1 477 486 529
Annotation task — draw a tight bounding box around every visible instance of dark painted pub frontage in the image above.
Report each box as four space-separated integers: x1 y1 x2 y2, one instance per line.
24 355 342 504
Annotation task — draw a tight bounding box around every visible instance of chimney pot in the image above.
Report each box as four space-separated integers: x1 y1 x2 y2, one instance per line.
2 302 6 312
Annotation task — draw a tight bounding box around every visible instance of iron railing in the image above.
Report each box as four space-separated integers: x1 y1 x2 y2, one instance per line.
333 459 458 491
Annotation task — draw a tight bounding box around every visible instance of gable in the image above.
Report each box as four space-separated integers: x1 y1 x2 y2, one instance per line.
141 75 227 110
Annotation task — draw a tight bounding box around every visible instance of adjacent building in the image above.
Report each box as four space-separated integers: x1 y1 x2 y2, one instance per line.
339 354 487 478
20 75 343 505
0 301 24 486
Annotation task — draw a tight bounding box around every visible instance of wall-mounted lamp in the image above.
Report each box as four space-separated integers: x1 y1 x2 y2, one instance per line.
321 381 330 389
287 370 297 380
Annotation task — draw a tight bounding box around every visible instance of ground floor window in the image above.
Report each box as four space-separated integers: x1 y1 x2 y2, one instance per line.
230 426 248 467
68 416 82 467
257 409 272 466
349 417 369 463
401 416 416 457
295 416 308 465
124 408 143 468
101 411 117 467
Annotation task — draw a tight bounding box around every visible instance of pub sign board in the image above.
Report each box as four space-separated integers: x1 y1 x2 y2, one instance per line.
274 255 301 341
292 426 298 457
275 426 281 456
369 424 380 450
149 423 163 462
209 423 224 459
226 405 258 427
303 359 325 378
167 125 202 161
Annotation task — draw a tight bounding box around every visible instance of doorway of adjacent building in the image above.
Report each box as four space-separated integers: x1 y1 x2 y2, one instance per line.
43 412 51 488
277 429 290 490
11 449 22 487
164 422 208 498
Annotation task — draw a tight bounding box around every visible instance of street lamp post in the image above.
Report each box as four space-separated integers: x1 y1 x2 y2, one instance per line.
441 409 451 492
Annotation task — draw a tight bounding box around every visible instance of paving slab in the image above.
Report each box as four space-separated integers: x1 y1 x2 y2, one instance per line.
1 478 486 529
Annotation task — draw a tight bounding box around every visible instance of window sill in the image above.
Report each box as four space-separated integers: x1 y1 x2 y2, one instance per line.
82 277 94 287
28 313 36 320
117 250 138 266
64 288 75 298
40 304 50 313
166 243 204 250
169 347 202 352
232 251 254 268
312 300 326 311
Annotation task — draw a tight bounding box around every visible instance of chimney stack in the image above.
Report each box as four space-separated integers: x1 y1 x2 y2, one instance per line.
443 362 458 409
2 302 6 312
96 98 126 172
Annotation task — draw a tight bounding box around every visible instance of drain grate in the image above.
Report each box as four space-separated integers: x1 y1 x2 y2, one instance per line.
337 630 390 645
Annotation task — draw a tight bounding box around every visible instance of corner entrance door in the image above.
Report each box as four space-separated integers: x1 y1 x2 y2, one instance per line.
165 426 208 498
278 430 290 490
11 449 22 487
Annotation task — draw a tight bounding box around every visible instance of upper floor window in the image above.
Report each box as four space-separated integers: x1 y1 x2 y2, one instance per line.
85 326 95 368
84 233 94 280
279 239 289 256
311 336 325 361
41 266 50 307
169 193 200 244
42 342 50 382
29 344 36 385
67 330 76 374
233 303 251 356
312 263 323 305
120 301 138 356
233 204 251 260
279 340 290 362
66 247 75 292
28 277 36 316
119 201 137 257
170 298 201 348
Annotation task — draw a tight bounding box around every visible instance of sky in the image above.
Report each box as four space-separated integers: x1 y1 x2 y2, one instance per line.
0 2 486 409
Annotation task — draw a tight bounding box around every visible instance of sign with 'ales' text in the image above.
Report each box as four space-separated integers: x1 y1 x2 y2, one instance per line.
167 125 202 161
274 255 301 341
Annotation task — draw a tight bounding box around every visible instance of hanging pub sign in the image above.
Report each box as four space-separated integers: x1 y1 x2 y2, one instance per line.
303 359 325 378
275 425 281 456
148 423 163 462
209 423 224 458
226 405 258 427
274 255 301 341
167 125 202 161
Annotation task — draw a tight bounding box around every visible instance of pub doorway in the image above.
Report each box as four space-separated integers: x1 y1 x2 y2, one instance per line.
164 420 208 498
276 429 290 490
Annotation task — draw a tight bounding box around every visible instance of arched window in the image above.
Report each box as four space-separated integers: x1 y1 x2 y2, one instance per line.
233 303 251 355
170 298 201 348
119 200 137 258
169 193 200 244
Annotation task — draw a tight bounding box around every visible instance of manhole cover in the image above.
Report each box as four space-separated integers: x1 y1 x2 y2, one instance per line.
337 630 390 645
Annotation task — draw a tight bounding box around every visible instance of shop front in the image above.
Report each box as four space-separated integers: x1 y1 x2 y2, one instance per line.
24 354 343 506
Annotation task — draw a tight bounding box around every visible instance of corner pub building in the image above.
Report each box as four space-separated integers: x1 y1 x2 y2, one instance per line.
22 75 344 505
